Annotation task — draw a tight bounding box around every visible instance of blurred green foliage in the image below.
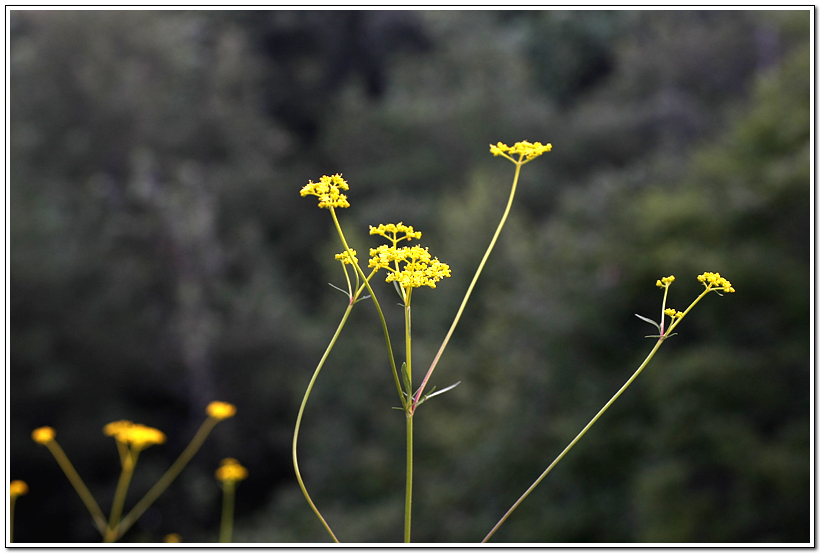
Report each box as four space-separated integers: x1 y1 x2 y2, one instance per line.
10 9 809 543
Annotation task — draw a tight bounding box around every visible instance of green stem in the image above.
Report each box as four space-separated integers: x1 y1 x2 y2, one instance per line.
292 303 353 543
113 416 221 541
405 412 414 543
482 337 665 543
330 207 404 407
403 298 413 542
412 162 523 411
105 449 139 541
219 481 236 543
44 440 108 535
10 495 18 543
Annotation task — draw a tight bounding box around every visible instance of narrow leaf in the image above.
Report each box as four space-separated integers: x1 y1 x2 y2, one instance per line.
423 381 461 401
635 313 661 331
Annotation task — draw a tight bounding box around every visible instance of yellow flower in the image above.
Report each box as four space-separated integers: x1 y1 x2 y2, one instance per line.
369 222 422 243
369 243 451 290
300 173 350 209
697 272 735 293
656 275 675 287
103 420 134 442
9 480 28 498
126 424 166 449
664 308 683 319
164 533 182 543
104 420 166 449
32 426 56 444
215 458 248 483
490 141 552 162
335 249 358 265
207 401 237 421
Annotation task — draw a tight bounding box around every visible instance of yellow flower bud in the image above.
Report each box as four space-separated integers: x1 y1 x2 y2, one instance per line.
10 480 28 498
32 426 55 444
207 401 237 421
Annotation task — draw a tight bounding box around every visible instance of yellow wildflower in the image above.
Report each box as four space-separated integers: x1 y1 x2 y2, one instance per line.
369 243 451 290
9 480 28 498
664 308 683 319
369 222 422 243
300 173 350 209
697 272 735 293
32 426 56 444
207 401 237 421
164 533 182 543
215 458 248 483
656 275 675 287
335 249 358 265
104 420 165 449
490 141 552 162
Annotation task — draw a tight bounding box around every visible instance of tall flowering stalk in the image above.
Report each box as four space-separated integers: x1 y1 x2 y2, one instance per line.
481 272 735 542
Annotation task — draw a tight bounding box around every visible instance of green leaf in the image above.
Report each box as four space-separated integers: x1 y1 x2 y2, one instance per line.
401 362 412 394
635 313 661 331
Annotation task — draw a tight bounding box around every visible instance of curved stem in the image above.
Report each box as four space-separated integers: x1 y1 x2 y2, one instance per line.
113 416 221 541
330 208 404 407
413 162 523 411
292 303 353 543
482 337 665 543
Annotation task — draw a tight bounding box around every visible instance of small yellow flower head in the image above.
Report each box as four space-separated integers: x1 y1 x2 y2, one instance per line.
32 426 56 444
215 458 248 483
656 275 675 288
207 401 237 421
369 222 422 243
103 420 134 442
697 272 735 293
164 533 182 543
125 424 167 449
105 420 166 449
335 249 358 265
300 173 350 209
664 308 683 319
490 141 552 162
10 480 29 498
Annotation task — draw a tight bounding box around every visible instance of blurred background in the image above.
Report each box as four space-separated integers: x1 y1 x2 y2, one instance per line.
9 9 810 543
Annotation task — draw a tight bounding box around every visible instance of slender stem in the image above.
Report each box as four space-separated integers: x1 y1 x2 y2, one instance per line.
10 495 18 543
292 303 353 544
105 449 139 541
405 412 414 543
113 416 221 541
412 162 524 411
330 208 404 406
219 482 236 543
482 337 665 543
44 439 108 535
403 298 414 542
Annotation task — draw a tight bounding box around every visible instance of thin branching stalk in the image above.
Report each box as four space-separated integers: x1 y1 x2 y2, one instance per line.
112 416 222 541
412 162 523 411
219 481 237 543
43 440 108 535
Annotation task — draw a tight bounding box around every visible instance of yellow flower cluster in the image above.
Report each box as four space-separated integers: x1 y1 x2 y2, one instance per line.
664 308 683 319
335 249 358 265
215 458 248 483
207 401 237 421
164 533 182 543
300 174 350 209
490 141 553 162
10 480 29 498
103 420 166 449
698 272 735 293
32 426 56 444
656 275 675 287
369 243 451 290
369 222 422 243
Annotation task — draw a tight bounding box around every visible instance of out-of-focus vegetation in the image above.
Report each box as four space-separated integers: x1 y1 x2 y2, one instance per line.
10 9 810 543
